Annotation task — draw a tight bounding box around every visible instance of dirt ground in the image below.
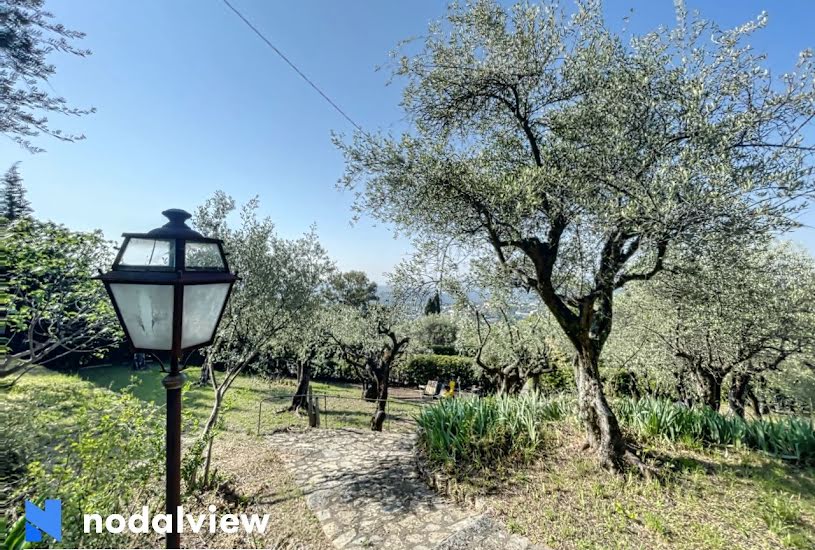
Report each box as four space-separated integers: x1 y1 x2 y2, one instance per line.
182 435 331 549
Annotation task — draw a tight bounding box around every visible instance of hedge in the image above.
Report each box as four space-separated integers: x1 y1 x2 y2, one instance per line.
394 354 479 387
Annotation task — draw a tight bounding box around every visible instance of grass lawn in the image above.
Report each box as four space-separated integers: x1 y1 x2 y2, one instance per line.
485 421 815 550
17 366 813 549
4 368 333 548
77 362 425 435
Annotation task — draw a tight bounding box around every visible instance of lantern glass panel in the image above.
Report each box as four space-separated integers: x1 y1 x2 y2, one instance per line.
109 283 174 349
119 238 175 268
181 283 230 348
185 242 225 271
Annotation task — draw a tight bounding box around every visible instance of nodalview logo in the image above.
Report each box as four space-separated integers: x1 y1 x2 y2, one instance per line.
25 500 62 543
22 499 268 541
83 506 270 536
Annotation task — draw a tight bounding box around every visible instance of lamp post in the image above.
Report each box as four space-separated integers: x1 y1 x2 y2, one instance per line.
96 209 236 549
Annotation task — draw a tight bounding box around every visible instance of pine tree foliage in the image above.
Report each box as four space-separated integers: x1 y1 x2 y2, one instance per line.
1 162 32 221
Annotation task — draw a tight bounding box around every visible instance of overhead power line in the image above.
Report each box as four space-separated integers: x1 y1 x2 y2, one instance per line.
221 0 363 132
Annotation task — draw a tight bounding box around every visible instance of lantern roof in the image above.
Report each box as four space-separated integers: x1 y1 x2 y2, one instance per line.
121 209 222 244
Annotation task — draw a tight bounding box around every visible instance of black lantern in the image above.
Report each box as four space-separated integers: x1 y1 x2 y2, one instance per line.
97 209 235 549
99 208 235 355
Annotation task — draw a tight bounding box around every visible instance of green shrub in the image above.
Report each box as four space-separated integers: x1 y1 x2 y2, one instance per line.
414 314 457 349
2 374 164 548
615 397 815 464
605 369 640 398
537 366 575 394
430 345 458 356
394 354 478 387
312 358 359 381
416 394 571 475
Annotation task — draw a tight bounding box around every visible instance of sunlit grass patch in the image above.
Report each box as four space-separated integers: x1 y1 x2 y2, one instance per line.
486 422 815 550
77 363 421 434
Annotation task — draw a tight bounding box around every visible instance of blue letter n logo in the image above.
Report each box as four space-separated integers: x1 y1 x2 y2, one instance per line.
25 500 62 543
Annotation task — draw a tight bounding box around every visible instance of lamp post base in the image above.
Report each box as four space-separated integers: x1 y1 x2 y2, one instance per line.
163 361 185 549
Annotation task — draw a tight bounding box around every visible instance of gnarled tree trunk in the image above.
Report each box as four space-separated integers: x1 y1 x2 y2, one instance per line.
198 362 211 386
748 389 763 419
673 367 695 407
362 377 378 401
574 347 629 473
370 367 388 431
368 331 408 431
692 367 722 411
521 373 540 394
334 328 408 431
289 360 313 412
727 371 752 419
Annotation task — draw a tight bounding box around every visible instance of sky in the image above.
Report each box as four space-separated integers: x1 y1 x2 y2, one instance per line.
3 0 814 282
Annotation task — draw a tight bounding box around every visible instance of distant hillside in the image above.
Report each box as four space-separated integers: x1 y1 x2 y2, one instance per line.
376 285 540 314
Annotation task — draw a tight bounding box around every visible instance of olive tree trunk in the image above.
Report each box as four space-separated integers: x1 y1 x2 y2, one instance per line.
727 371 752 419
574 348 629 472
198 363 211 386
288 360 312 412
521 374 541 394
693 368 723 411
748 389 763 419
362 378 378 401
370 369 388 431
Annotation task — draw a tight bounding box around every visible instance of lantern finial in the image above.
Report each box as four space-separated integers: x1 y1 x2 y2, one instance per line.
147 209 203 239
161 209 192 227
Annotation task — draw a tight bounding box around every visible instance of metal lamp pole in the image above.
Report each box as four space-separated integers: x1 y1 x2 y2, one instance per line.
163 355 183 549
96 209 236 550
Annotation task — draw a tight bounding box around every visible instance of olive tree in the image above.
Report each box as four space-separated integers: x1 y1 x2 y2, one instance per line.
600 290 680 401
325 270 379 309
326 303 410 431
278 309 336 412
614 241 815 416
1 0 94 152
454 294 557 394
189 192 333 488
759 357 815 415
336 0 815 471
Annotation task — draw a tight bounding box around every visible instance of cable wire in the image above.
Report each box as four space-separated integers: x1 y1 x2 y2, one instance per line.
221 0 363 132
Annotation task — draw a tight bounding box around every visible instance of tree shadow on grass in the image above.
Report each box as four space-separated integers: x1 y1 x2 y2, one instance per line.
79 364 212 419
661 452 815 499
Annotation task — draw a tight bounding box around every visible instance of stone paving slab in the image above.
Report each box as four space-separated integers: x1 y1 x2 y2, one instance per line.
265 428 541 549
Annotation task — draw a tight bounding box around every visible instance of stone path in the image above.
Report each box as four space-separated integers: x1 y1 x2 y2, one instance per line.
266 428 541 549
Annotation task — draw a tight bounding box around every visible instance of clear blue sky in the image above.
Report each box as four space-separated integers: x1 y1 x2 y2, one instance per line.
3 0 814 281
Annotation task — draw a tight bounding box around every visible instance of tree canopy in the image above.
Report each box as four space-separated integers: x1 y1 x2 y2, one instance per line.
336 0 815 472
1 218 120 385
1 0 94 152
325 270 379 309
607 239 815 414
193 191 333 374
